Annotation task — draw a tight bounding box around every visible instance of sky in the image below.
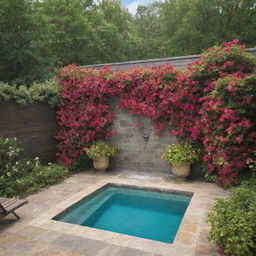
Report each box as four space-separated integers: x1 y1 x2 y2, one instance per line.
122 0 157 15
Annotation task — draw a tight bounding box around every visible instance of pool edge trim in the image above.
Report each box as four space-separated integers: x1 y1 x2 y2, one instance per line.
28 177 206 256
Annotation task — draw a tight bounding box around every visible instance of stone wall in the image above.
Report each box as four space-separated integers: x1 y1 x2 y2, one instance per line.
109 97 176 174
87 48 256 175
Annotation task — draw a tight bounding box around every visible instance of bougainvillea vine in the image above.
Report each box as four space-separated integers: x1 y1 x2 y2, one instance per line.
56 41 256 186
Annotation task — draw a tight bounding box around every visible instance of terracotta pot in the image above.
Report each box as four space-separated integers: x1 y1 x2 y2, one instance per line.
171 163 191 181
93 157 109 171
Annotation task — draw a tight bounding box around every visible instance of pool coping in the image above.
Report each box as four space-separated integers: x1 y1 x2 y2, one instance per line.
28 177 211 256
53 182 194 222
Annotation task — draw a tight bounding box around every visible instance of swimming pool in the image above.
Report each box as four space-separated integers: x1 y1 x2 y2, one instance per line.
53 184 192 243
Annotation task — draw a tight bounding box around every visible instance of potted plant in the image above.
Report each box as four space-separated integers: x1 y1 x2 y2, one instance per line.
85 141 117 171
162 143 199 181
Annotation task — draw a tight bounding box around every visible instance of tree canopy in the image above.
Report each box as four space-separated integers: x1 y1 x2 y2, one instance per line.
0 0 255 84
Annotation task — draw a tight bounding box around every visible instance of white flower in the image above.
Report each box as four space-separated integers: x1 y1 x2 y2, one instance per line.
48 162 52 165
7 151 13 157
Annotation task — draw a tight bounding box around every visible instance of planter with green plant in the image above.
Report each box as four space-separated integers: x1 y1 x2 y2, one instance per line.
162 143 199 181
85 142 117 171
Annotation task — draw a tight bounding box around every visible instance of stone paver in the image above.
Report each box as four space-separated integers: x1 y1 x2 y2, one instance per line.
52 234 108 255
0 170 227 256
95 245 121 256
114 247 159 256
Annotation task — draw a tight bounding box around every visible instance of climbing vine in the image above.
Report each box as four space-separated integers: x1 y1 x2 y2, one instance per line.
56 41 256 186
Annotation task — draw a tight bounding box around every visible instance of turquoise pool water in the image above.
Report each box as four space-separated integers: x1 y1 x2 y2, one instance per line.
54 184 192 243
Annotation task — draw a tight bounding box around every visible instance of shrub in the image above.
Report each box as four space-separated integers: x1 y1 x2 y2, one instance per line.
0 157 41 196
0 161 69 197
207 178 256 256
0 78 60 107
0 137 23 177
200 68 256 186
2 174 40 197
187 40 256 185
0 162 69 197
33 164 69 185
0 137 69 197
85 141 117 159
246 151 256 174
0 137 41 183
161 143 199 164
67 154 91 172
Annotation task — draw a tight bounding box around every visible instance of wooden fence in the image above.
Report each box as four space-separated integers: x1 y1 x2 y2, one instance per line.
0 103 57 163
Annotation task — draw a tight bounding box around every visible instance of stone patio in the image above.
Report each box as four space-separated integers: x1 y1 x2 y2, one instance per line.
0 170 227 256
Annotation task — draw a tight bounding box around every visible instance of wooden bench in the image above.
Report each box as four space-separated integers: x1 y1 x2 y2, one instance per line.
0 197 28 219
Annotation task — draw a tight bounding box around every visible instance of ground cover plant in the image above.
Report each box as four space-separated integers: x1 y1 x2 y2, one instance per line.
56 41 256 187
0 137 69 197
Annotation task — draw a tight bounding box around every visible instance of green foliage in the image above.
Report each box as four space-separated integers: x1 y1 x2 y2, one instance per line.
0 79 60 107
33 164 69 185
85 141 117 159
89 0 141 63
207 178 256 256
162 143 199 165
246 151 256 173
0 161 69 197
0 0 141 84
198 44 256 77
134 2 165 59
67 154 91 172
161 0 256 56
0 137 69 197
204 173 218 183
0 137 23 177
0 0 56 84
1 0 256 84
212 74 256 114
38 0 97 66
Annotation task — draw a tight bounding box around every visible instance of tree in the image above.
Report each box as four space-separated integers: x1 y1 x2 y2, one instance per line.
0 0 54 84
162 0 256 56
38 0 98 66
91 0 141 63
135 2 166 59
38 0 141 65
